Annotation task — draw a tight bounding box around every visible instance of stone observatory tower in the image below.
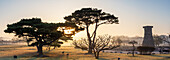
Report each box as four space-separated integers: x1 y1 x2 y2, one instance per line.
142 26 155 47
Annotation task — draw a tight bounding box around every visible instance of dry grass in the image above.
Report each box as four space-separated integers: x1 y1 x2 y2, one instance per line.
0 45 170 60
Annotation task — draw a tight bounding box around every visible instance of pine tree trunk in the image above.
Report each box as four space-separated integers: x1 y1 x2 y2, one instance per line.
36 46 40 53
39 45 43 56
88 46 92 54
86 26 92 54
37 45 43 56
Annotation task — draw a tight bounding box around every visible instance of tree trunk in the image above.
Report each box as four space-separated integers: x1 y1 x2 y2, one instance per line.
132 44 135 57
49 46 51 51
132 50 134 56
37 45 43 56
53 46 56 49
35 37 43 56
36 46 40 53
95 52 100 59
92 22 98 49
86 26 92 54
88 44 92 54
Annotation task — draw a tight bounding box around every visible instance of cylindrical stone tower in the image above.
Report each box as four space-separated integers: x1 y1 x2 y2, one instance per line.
142 26 155 47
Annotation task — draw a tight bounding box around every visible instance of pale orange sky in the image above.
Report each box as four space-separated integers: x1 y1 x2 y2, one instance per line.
0 0 170 40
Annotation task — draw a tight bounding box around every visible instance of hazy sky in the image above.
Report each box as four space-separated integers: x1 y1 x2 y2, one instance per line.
0 0 170 40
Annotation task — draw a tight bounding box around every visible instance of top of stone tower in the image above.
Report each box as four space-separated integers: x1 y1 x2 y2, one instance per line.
143 26 153 28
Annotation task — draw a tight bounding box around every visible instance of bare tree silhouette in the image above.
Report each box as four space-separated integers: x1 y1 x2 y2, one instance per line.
129 40 137 57
73 35 120 59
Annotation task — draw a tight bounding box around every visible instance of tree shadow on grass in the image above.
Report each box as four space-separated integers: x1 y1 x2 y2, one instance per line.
155 57 170 60
146 55 170 60
1 52 65 60
140 54 169 57
128 56 139 57
0 48 61 59
0 52 38 60
98 58 110 60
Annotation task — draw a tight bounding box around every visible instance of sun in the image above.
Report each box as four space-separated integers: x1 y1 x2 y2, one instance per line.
57 27 76 37
64 29 75 34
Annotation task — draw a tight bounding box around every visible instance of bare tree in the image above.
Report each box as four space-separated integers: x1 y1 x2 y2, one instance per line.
128 40 137 57
160 35 170 46
116 38 123 45
153 35 164 47
73 35 120 59
73 38 89 50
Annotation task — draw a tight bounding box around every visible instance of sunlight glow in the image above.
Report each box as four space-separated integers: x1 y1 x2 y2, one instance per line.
64 27 75 35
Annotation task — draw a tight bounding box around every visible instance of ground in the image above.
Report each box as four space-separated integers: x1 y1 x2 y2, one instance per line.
0 44 170 60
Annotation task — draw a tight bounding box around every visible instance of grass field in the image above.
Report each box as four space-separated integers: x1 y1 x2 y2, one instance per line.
0 45 170 60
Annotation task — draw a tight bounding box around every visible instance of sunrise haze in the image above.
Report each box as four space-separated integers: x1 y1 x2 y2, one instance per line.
0 0 170 40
